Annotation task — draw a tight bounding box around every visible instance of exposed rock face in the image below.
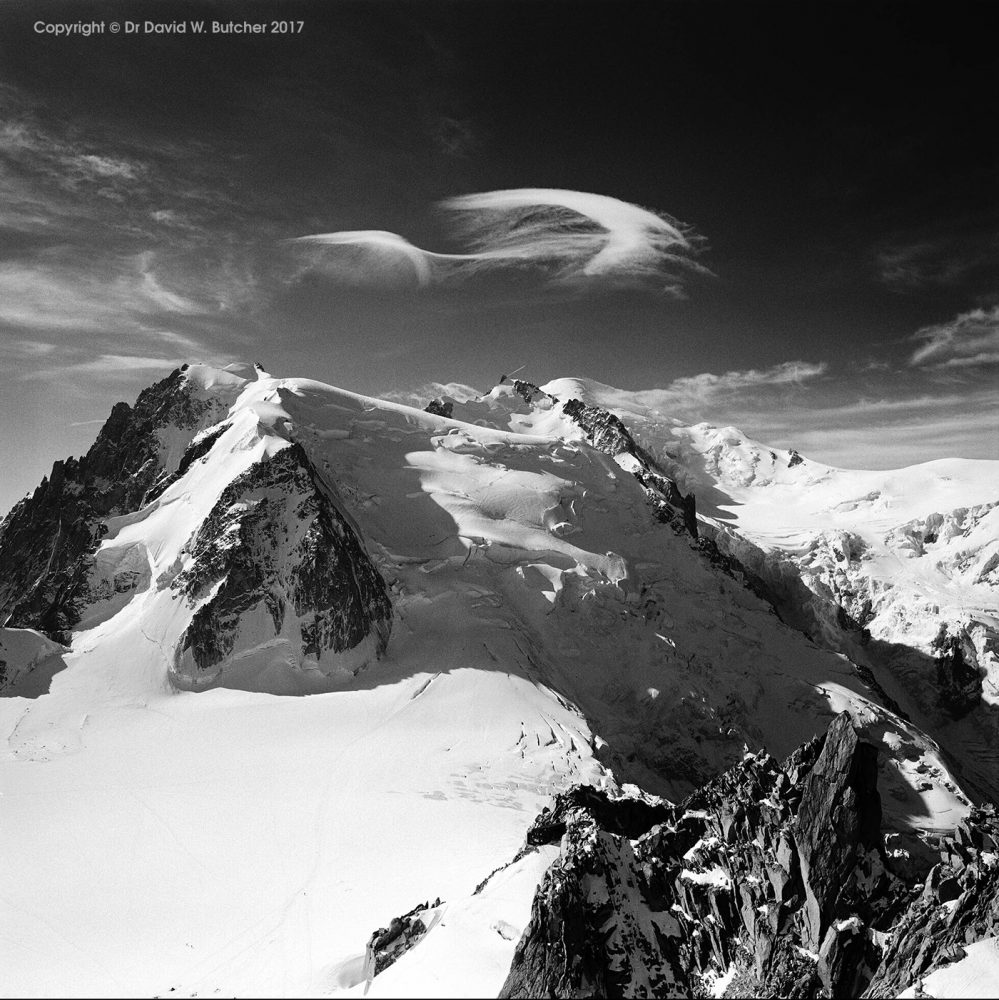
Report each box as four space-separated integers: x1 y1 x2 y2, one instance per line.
144 422 232 504
562 396 642 459
499 714 997 999
364 898 445 982
424 398 454 419
554 393 698 539
704 520 999 802
171 443 392 688
866 805 999 997
510 378 559 408
0 367 238 642
931 623 984 717
794 714 883 954
0 366 393 696
635 468 699 539
526 784 674 846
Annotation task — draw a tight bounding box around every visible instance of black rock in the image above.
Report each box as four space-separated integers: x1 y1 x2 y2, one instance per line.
793 712 883 953
364 898 444 979
424 398 454 419
171 442 392 685
931 624 983 717
0 367 236 645
496 714 970 999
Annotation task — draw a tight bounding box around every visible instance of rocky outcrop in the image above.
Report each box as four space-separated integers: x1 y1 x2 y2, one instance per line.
509 378 559 408
866 805 999 997
562 396 642 459
144 422 232 504
794 714 883 954
635 468 699 539
364 898 444 981
554 394 698 539
526 784 674 846
171 442 392 688
424 398 454 419
499 714 997 999
931 623 984 717
0 366 238 642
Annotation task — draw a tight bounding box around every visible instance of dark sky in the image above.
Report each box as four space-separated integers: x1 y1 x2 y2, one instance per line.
1 0 996 513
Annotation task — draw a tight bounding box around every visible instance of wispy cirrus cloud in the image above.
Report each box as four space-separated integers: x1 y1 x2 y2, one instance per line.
0 93 263 384
875 241 971 290
20 354 184 383
292 188 708 295
0 254 206 333
647 360 828 409
0 110 147 223
909 305 999 369
0 85 266 328
871 225 999 293
560 361 828 425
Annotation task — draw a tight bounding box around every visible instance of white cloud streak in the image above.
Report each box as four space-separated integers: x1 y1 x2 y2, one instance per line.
0 255 203 333
20 354 184 383
293 188 707 294
650 361 828 407
909 306 999 369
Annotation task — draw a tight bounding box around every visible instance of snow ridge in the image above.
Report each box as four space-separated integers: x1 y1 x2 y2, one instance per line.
0 364 996 999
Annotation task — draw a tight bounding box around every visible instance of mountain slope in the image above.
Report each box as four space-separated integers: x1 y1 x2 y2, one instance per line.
533 377 999 803
0 364 993 998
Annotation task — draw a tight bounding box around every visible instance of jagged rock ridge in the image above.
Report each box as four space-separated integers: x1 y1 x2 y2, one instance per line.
171 441 392 688
499 714 999 999
506 378 698 537
0 366 239 641
0 365 393 693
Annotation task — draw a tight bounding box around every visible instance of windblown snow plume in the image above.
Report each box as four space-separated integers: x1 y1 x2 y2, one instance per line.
291 187 706 294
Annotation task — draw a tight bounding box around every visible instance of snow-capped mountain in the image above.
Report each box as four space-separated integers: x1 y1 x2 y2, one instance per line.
545 379 999 804
1 364 996 998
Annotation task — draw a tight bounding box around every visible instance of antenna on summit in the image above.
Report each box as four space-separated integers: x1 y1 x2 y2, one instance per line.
499 364 526 383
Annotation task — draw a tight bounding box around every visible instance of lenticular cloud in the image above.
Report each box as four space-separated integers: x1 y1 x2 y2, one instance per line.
292 188 707 294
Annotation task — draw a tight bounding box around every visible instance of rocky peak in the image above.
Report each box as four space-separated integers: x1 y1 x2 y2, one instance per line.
508 378 559 407
0 366 241 643
494 379 700 540
931 623 984 717
498 713 979 999
170 441 392 691
794 712 884 953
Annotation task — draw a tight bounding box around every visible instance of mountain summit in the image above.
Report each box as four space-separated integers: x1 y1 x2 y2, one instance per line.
1 364 996 997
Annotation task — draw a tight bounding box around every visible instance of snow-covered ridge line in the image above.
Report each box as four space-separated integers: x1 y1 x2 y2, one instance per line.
1 362 995 999
492 374 999 806
0 364 245 642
